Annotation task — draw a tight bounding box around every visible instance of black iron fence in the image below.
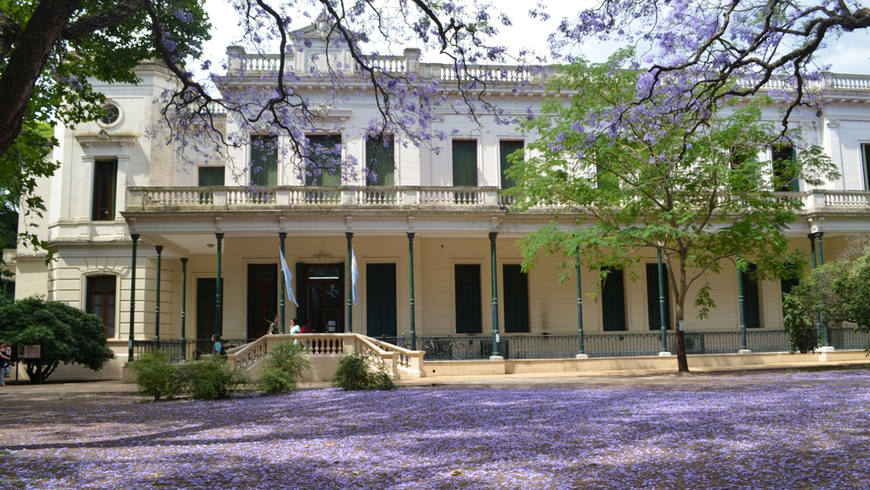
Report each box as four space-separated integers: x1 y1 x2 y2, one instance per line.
131 338 254 362
412 328 869 360
129 328 869 362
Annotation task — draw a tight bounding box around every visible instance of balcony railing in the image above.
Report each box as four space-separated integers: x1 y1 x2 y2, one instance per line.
127 185 502 211
127 186 870 215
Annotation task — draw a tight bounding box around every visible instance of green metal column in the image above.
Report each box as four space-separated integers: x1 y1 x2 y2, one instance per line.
576 245 584 356
408 232 416 349
738 261 747 351
279 232 287 334
817 232 830 346
658 248 667 352
346 232 353 333
127 233 139 362
489 232 500 358
215 233 224 336
154 245 163 344
809 233 821 342
180 257 188 360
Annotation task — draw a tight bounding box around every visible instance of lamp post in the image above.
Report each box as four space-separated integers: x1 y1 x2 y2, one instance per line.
346 232 353 333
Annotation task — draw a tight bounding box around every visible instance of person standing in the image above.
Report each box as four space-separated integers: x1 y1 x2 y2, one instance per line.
268 315 280 335
289 319 301 346
211 334 224 356
0 342 11 386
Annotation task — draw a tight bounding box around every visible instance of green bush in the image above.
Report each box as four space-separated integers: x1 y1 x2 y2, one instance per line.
256 342 310 394
332 352 395 391
177 358 246 400
783 291 822 353
130 350 185 400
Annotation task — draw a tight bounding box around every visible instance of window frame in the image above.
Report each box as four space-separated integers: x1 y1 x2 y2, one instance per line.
305 133 343 186
91 157 118 221
86 274 117 338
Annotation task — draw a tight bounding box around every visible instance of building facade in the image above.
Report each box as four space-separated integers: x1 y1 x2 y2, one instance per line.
13 24 870 376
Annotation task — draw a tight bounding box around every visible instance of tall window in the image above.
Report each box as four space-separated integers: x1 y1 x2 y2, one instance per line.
455 264 482 334
365 135 395 186
862 143 870 191
499 140 523 189
452 140 478 186
92 158 117 221
305 134 342 186
86 275 116 337
646 263 671 330
771 145 799 192
740 263 761 328
250 135 278 186
503 264 530 333
601 267 626 331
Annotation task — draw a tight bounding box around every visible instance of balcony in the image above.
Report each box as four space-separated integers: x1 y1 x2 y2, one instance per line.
126 186 870 216
126 186 504 212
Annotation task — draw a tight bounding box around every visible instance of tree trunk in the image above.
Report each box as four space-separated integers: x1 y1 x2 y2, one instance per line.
0 0 82 156
675 266 689 372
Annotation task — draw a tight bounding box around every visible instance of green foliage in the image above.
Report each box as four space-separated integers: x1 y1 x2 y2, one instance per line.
332 352 396 391
130 351 185 400
0 297 114 383
782 290 821 353
257 342 311 394
176 358 246 400
0 0 211 258
783 245 870 352
508 51 838 370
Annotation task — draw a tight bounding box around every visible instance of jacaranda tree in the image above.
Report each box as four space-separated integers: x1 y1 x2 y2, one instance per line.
509 51 837 372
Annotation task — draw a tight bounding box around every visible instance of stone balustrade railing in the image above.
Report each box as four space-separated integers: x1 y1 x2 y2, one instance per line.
227 333 424 378
127 185 503 210
128 186 870 215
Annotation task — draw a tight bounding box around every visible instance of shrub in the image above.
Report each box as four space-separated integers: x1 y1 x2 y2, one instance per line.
783 291 822 353
257 342 310 394
0 297 114 383
130 350 185 400
177 358 246 400
332 352 395 391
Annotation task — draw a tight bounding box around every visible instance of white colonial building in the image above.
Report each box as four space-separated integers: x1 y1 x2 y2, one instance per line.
12 23 870 378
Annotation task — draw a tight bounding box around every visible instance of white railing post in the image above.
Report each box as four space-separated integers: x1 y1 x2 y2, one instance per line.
127 189 143 210
484 189 499 207
341 189 356 205
214 189 227 208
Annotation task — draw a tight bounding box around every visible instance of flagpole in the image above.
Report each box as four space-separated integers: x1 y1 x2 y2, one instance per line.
345 232 353 333
279 232 286 334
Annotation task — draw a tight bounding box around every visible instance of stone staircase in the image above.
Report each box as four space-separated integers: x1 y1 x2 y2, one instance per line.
227 333 425 382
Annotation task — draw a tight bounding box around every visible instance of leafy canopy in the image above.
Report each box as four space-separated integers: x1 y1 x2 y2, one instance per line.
508 51 837 371
0 297 114 383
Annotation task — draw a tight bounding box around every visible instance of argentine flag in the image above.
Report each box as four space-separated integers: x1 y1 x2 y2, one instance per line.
279 248 299 307
351 247 358 306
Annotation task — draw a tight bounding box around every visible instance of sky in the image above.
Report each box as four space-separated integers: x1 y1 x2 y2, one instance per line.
198 0 870 78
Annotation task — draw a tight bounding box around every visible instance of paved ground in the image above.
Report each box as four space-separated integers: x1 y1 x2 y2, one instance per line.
1 359 868 396
1 368 868 488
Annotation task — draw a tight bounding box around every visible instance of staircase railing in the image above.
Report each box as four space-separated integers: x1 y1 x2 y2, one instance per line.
227 333 425 378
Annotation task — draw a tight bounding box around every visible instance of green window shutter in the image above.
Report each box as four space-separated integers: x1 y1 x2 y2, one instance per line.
92 158 117 220
499 140 523 189
366 263 397 338
601 267 626 331
646 263 671 330
741 263 761 328
251 135 278 186
771 145 798 192
198 167 225 186
452 140 478 186
306 134 342 186
503 264 530 333
366 136 395 186
863 144 870 191
455 264 482 334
